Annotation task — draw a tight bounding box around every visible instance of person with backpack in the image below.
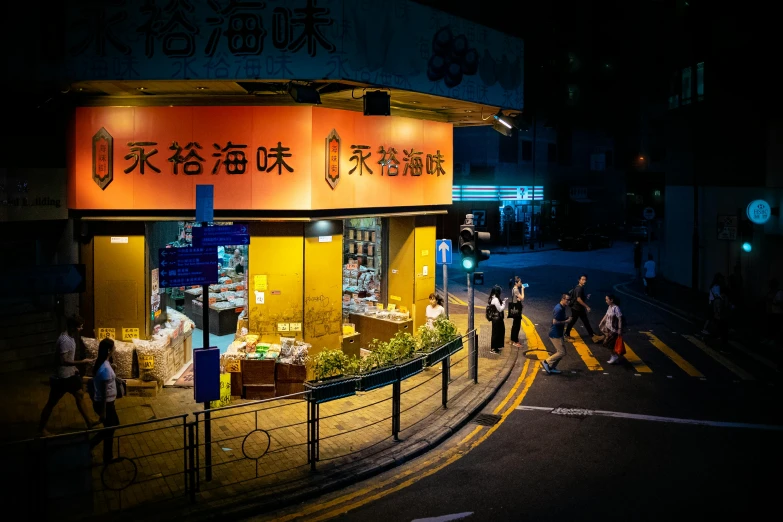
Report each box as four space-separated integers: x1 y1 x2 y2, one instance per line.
508 276 525 348
89 338 122 465
487 285 508 354
564 274 601 343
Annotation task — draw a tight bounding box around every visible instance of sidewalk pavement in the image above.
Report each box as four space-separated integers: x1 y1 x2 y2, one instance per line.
0 319 523 521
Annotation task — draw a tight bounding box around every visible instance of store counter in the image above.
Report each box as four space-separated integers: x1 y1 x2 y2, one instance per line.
191 300 240 336
348 313 413 350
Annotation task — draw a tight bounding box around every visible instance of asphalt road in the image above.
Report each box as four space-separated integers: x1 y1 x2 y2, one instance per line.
255 243 783 522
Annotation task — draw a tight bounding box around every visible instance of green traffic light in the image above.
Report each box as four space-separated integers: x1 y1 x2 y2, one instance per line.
462 257 475 270
742 242 752 252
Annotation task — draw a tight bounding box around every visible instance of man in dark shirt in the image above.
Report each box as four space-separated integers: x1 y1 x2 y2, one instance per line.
565 274 599 342
543 293 571 374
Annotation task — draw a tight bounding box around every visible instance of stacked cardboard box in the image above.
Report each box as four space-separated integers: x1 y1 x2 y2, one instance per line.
242 359 275 400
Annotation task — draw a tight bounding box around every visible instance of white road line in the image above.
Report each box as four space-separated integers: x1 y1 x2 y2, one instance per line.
412 513 474 522
516 405 783 431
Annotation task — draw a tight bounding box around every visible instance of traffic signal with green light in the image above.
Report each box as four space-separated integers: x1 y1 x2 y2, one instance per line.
739 219 753 253
459 219 491 272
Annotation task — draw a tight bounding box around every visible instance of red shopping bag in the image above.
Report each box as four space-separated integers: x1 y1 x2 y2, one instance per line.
614 335 626 356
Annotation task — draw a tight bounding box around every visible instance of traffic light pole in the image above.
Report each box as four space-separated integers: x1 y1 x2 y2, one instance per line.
467 272 476 382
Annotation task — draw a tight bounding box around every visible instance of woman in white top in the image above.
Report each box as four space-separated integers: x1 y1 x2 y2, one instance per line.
90 338 120 465
488 285 508 354
509 276 525 348
596 294 624 364
425 293 446 328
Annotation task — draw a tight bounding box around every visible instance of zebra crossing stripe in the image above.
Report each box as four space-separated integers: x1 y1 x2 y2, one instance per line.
683 335 755 381
640 331 704 377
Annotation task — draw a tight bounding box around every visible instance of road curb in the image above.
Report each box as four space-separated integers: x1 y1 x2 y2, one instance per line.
175 347 522 522
613 281 703 324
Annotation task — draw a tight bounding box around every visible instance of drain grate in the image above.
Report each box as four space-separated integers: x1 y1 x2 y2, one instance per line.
473 413 502 426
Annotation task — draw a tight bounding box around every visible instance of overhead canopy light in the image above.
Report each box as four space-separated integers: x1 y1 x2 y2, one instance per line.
288 82 321 104
494 110 513 129
492 119 513 137
363 90 391 116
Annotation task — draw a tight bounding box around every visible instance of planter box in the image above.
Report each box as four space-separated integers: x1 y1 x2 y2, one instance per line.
396 356 425 381
417 338 464 367
275 362 307 382
304 376 358 404
355 364 398 392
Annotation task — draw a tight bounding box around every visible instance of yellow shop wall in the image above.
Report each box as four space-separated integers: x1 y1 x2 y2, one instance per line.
93 235 147 340
388 217 415 313
303 234 343 358
247 236 304 344
413 225 436 329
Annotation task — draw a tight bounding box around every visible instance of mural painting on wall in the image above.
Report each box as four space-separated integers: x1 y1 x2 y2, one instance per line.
304 294 341 339
62 0 524 110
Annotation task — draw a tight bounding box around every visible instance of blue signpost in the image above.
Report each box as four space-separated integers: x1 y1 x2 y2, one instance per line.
157 247 218 288
436 239 453 318
191 224 250 247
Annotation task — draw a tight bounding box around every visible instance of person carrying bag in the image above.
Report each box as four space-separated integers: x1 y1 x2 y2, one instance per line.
508 276 525 348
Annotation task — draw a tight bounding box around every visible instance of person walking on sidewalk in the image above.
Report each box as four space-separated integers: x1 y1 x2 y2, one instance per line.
90 338 121 465
643 254 657 297
701 273 725 335
565 275 601 343
543 293 572 374
633 242 642 280
38 315 100 437
488 285 508 354
509 276 525 348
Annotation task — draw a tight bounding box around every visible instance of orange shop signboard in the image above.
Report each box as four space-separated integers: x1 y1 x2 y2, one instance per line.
69 106 453 211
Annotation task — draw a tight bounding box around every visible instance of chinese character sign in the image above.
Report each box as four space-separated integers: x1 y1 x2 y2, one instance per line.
71 105 453 211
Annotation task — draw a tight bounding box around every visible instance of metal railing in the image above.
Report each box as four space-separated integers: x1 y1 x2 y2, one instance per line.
2 330 484 519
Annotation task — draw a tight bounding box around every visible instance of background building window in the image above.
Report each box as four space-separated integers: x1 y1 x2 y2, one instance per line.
696 62 704 100
547 143 557 162
521 140 533 161
498 135 519 163
682 66 692 105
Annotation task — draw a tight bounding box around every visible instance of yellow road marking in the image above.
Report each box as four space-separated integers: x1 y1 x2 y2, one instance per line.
683 335 755 381
640 331 704 377
521 315 548 360
273 345 541 522
569 333 604 371
448 293 468 306
623 343 652 373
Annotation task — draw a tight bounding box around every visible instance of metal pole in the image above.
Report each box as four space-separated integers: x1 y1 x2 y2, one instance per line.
187 422 196 503
201 222 212 482
443 263 449 318
442 355 449 408
392 380 401 440
467 273 476 382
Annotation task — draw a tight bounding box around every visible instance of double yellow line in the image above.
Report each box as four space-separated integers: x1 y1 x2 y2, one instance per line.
271 338 542 521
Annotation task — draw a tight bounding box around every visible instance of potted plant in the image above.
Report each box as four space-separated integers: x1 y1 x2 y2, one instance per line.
353 339 400 392
389 331 425 381
304 349 358 404
416 317 463 367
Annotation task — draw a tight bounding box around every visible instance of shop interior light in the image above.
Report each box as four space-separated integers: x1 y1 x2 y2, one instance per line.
288 83 321 105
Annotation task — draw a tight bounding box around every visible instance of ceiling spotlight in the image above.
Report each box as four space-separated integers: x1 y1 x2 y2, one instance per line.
494 110 512 129
136 87 147 91
287 82 321 104
364 90 391 116
195 86 209 90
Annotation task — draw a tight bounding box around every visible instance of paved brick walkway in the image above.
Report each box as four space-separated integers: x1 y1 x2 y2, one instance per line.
0 318 520 521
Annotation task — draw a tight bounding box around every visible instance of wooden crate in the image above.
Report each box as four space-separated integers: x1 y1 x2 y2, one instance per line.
230 370 243 396
275 363 306 382
242 358 275 385
244 384 275 400
275 381 305 398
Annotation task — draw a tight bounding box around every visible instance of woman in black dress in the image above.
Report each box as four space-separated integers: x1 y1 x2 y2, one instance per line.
488 285 508 354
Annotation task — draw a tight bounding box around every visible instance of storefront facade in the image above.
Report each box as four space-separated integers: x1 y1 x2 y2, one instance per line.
70 105 452 359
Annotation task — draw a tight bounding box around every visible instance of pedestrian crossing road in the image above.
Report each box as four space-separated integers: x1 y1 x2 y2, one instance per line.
520 315 778 384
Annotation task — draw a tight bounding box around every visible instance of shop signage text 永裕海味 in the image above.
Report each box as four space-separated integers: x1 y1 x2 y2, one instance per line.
93 132 447 185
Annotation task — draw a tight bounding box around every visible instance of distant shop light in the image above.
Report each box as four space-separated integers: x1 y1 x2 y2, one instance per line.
288 82 321 105
452 185 544 202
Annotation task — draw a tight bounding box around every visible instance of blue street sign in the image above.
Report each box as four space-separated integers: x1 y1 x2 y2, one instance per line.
194 347 220 403
192 224 250 247
196 184 214 223
158 247 218 288
436 239 453 265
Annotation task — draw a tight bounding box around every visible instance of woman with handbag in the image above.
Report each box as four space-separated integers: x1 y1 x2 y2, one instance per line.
90 338 122 465
595 294 626 364
488 285 508 354
509 276 525 348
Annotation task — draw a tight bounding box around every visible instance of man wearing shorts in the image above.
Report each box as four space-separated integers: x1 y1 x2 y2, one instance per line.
38 315 98 436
